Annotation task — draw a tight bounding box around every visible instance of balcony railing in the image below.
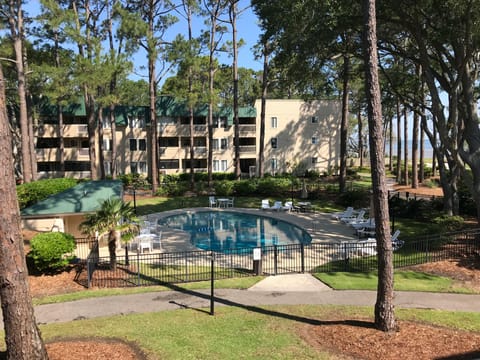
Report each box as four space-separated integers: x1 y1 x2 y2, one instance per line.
239 145 256 153
239 125 256 135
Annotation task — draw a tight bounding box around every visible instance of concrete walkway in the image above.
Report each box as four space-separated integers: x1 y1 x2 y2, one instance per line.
33 274 480 325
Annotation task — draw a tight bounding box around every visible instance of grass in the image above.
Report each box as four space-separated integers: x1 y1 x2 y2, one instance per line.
3 305 479 358
315 271 477 293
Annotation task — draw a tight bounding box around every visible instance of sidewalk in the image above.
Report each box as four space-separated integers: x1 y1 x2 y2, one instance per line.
33 274 480 325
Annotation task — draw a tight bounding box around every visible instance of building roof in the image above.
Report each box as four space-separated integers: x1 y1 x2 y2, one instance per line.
36 95 257 126
156 95 256 125
21 180 123 218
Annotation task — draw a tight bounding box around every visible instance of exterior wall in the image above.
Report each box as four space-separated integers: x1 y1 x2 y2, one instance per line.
255 99 341 175
22 218 65 233
34 99 341 178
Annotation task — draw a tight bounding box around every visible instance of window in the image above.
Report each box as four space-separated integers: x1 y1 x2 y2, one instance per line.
213 117 227 128
271 116 278 128
271 158 277 173
159 159 179 169
102 117 111 129
311 116 318 124
311 157 317 165
103 138 113 151
312 136 319 145
104 161 112 176
271 137 278 149
130 161 147 174
129 138 146 151
129 115 145 129
213 138 228 150
213 160 228 172
159 137 178 147
129 138 137 151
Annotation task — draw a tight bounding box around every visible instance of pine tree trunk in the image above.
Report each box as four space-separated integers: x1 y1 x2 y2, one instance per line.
258 41 268 178
0 64 49 359
403 105 409 186
231 2 241 179
362 0 396 332
412 109 419 188
8 2 32 183
358 109 364 168
395 99 402 183
339 52 349 192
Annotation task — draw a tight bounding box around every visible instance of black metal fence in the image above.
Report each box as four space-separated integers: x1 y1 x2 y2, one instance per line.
82 229 480 288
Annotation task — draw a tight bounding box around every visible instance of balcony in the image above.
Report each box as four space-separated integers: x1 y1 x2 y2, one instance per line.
239 125 256 136
239 145 256 153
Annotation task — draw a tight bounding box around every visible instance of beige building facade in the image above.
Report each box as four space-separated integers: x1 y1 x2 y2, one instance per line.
34 98 341 179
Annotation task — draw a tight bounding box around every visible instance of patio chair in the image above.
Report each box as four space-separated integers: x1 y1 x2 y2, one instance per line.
227 197 234 207
261 199 271 210
209 196 217 208
331 206 354 220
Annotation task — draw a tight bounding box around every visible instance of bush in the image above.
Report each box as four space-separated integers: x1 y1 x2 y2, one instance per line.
215 180 235 196
28 232 76 272
338 189 370 208
257 177 292 196
119 173 150 189
17 178 78 209
432 215 465 232
234 179 258 196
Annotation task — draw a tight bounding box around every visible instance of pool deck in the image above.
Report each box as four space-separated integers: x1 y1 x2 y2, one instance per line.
141 207 359 253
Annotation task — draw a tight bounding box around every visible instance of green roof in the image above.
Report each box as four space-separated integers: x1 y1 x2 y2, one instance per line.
102 106 150 126
38 99 86 117
156 95 256 125
21 180 123 218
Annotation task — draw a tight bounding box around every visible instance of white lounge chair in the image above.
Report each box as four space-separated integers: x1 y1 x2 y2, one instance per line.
361 230 404 255
227 197 234 207
341 209 366 224
331 207 354 220
271 201 283 211
261 199 271 210
282 201 293 212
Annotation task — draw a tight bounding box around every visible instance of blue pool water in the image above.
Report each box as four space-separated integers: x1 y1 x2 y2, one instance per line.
158 211 312 252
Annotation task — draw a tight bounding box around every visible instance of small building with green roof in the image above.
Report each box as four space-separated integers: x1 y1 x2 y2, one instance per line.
21 180 123 238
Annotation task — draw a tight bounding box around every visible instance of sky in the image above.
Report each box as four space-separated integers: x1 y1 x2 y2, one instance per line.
24 1 263 83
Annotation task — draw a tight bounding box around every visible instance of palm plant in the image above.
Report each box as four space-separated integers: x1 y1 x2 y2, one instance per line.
80 197 139 270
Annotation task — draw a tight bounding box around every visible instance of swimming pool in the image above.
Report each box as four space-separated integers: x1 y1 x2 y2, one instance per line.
157 210 312 252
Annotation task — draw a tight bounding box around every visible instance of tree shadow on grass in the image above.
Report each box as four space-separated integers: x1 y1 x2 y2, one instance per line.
158 281 376 329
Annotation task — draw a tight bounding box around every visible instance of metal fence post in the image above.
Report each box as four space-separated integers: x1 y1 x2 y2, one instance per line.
274 245 278 275
137 251 140 286
300 243 305 273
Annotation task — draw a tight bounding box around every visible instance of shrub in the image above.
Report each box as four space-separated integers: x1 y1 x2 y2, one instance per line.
17 178 78 209
234 179 258 196
338 189 370 208
257 177 293 196
28 232 76 272
119 173 150 189
215 180 235 196
432 215 465 232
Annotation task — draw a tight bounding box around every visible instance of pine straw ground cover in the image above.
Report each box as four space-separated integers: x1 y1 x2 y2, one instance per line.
22 256 480 360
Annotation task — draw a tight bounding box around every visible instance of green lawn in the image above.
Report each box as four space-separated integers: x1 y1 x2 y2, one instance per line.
5 305 479 359
315 270 477 294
